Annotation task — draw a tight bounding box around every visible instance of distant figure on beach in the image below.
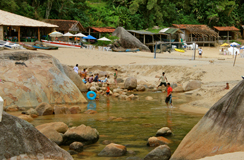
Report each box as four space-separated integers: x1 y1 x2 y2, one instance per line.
165 83 173 108
114 69 118 87
102 75 108 83
225 82 229 90
94 74 99 82
198 47 203 58
73 64 79 74
106 84 110 96
80 69 87 79
88 75 93 83
157 72 167 90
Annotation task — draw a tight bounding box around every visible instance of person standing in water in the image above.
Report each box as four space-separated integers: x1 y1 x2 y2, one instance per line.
157 72 167 90
73 64 79 74
165 83 173 108
114 69 118 87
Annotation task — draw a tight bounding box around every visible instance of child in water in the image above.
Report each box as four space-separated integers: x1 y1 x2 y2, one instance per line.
106 84 110 96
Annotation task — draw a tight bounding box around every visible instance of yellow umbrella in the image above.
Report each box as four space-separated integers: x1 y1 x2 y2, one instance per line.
221 43 230 47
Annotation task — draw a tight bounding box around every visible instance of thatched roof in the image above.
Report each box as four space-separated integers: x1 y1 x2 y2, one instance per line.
44 19 85 32
0 10 57 28
172 24 218 37
214 26 239 32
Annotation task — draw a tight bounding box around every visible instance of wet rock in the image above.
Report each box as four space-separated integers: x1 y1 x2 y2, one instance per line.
131 96 139 100
0 112 73 160
84 109 97 114
68 150 78 155
102 140 112 145
173 85 184 93
113 88 123 93
38 128 63 145
98 143 127 157
145 96 153 101
27 108 38 118
117 78 124 83
144 145 171 160
35 102 54 116
119 95 127 100
147 137 171 147
18 115 33 122
90 86 97 92
156 127 172 137
126 157 143 160
63 124 99 145
5 105 19 112
127 150 136 155
148 85 156 89
113 93 120 97
36 122 68 133
69 142 84 152
69 106 81 114
185 80 201 91
124 77 137 90
54 106 71 114
136 85 146 91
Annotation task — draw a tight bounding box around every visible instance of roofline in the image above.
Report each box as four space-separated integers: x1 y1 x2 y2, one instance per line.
0 24 58 27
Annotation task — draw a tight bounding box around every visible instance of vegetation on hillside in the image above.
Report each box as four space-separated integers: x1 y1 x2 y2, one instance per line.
0 0 243 30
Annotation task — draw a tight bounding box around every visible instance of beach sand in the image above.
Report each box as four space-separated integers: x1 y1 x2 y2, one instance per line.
39 47 244 114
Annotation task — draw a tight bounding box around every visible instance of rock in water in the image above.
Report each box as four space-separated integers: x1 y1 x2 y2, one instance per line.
171 80 244 160
69 142 84 152
62 124 99 145
124 77 137 90
98 143 127 157
0 51 87 109
36 122 69 133
144 145 171 160
184 80 201 91
112 27 150 52
62 64 88 92
0 112 73 160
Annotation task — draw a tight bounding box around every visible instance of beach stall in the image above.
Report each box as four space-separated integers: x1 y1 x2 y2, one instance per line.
0 9 57 42
172 24 218 46
219 43 230 55
86 27 115 39
213 26 239 43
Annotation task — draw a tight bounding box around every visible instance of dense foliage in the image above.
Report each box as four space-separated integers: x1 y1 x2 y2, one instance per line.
0 0 243 30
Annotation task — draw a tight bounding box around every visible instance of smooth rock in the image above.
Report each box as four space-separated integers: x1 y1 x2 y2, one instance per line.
27 108 38 118
0 112 73 160
18 115 33 122
144 145 171 160
113 88 123 93
124 77 137 90
113 93 120 97
119 95 127 100
68 150 78 155
5 105 19 112
90 86 97 92
98 143 127 157
36 122 68 133
69 142 84 152
136 85 146 91
102 140 112 145
147 137 171 147
54 105 71 114
185 80 201 91
145 96 153 101
69 106 81 114
38 127 63 145
35 102 54 116
63 124 99 145
117 78 124 83
84 109 97 114
156 127 172 137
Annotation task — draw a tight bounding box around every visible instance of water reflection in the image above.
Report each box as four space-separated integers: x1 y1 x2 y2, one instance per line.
166 109 173 129
87 101 96 110
106 98 110 117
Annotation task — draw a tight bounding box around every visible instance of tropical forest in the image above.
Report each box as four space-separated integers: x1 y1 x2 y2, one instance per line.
0 0 243 30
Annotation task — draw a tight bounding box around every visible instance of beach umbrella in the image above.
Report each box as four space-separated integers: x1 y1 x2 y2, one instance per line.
83 35 97 40
230 42 240 47
97 37 111 41
49 31 63 38
63 32 75 37
240 46 244 49
75 33 86 37
220 43 229 47
229 42 240 66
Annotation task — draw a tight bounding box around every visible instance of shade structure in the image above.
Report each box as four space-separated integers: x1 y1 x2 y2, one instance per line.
240 46 244 49
83 35 97 40
75 33 86 37
97 37 111 41
230 42 240 47
63 32 75 37
221 43 230 47
49 31 63 37
228 47 240 55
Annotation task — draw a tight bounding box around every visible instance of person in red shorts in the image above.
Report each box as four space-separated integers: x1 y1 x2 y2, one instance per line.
106 84 110 96
165 83 173 108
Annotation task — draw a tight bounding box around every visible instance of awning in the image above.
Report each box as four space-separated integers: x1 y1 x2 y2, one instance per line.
83 35 97 40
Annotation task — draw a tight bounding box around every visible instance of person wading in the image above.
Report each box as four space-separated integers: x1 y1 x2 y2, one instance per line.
165 83 173 108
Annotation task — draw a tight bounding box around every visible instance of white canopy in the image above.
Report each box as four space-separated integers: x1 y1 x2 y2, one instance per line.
228 47 240 55
97 37 111 41
63 32 75 37
75 33 86 37
49 31 63 37
230 42 240 47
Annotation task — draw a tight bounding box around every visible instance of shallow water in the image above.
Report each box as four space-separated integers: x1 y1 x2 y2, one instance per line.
29 92 203 159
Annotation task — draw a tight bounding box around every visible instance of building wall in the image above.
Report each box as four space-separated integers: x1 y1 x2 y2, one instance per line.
0 26 3 40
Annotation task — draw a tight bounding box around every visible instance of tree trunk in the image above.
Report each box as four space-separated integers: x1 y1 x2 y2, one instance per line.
45 0 53 19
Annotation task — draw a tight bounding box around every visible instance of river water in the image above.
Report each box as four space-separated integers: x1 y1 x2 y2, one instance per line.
26 92 203 159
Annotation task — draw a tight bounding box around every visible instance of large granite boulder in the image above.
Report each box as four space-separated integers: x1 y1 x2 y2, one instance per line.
144 145 171 160
184 80 201 91
36 122 69 133
62 124 99 145
62 64 88 92
0 112 73 160
112 27 150 52
171 80 244 160
0 51 87 109
98 143 127 157
124 77 137 90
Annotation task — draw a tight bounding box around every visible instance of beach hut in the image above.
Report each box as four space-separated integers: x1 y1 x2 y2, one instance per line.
0 9 57 42
86 27 115 39
213 26 239 43
172 24 218 46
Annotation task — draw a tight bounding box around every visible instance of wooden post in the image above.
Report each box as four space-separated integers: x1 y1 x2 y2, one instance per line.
227 31 229 43
152 35 154 52
191 34 192 42
202 34 204 47
18 26 20 42
194 43 196 60
233 51 237 66
169 35 171 46
99 32 101 38
38 27 40 41
89 28 91 35
160 43 162 53
134 33 135 36
143 34 145 44
0 26 3 41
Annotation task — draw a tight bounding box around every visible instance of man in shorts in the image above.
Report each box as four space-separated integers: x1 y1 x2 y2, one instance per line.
198 47 203 58
165 83 173 107
157 72 167 90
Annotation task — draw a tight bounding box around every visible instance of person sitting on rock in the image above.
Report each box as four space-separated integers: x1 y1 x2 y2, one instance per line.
82 78 87 84
94 74 100 82
80 68 87 79
88 75 93 83
224 82 229 90
73 64 79 74
101 75 108 83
